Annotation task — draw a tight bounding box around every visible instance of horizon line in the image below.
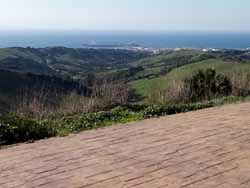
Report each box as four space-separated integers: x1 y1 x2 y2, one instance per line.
1 29 250 33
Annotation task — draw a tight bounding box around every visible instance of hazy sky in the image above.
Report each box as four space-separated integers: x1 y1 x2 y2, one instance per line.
0 0 250 31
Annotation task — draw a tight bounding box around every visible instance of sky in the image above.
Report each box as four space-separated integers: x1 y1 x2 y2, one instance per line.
0 0 250 32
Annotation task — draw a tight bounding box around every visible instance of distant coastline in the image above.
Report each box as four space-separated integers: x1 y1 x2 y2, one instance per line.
82 43 142 48
0 31 250 49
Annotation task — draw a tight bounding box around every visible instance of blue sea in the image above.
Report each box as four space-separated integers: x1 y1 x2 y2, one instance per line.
0 31 250 49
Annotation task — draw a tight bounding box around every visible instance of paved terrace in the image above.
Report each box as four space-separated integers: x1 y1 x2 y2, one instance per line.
1 103 250 188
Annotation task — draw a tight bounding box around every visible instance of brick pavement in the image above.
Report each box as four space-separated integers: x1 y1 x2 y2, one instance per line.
1 102 250 188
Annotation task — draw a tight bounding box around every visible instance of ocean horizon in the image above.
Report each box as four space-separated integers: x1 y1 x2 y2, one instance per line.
0 31 250 49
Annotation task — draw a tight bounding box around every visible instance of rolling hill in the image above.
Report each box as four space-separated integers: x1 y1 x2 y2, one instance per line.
0 47 150 79
129 58 250 99
1 47 250 109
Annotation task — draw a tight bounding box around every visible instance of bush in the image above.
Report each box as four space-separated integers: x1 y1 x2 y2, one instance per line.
0 115 56 144
185 68 232 101
55 106 143 135
142 102 215 118
143 105 164 117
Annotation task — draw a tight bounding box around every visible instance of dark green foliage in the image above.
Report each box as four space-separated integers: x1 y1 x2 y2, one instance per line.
59 112 109 133
0 57 56 75
0 115 56 144
0 69 87 96
220 49 250 62
56 106 143 135
142 102 215 118
185 68 232 101
128 66 144 77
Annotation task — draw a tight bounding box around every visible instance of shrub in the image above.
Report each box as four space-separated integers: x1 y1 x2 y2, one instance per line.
143 105 164 118
0 115 56 144
55 106 140 135
142 102 215 118
110 106 130 121
185 68 232 101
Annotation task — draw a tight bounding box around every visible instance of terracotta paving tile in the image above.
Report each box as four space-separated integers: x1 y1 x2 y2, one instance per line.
1 102 250 188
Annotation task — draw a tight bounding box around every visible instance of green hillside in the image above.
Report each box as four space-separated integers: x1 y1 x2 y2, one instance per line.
125 50 216 81
2 47 250 108
130 59 250 98
0 47 149 79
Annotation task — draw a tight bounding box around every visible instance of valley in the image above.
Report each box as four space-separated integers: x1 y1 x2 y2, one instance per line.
1 47 250 109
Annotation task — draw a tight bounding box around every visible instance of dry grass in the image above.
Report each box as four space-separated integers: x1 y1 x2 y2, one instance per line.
147 80 189 104
13 81 130 118
148 70 250 105
14 86 58 119
12 70 250 118
92 80 129 107
231 71 250 96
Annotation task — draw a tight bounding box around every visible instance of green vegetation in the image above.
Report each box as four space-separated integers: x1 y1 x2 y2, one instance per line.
126 50 215 81
130 59 250 99
0 115 56 145
184 68 232 101
2 47 250 146
0 47 149 78
0 47 150 110
2 96 249 145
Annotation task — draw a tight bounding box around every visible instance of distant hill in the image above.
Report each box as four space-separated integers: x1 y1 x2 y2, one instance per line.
0 69 86 94
0 47 150 79
1 47 250 107
0 47 150 112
